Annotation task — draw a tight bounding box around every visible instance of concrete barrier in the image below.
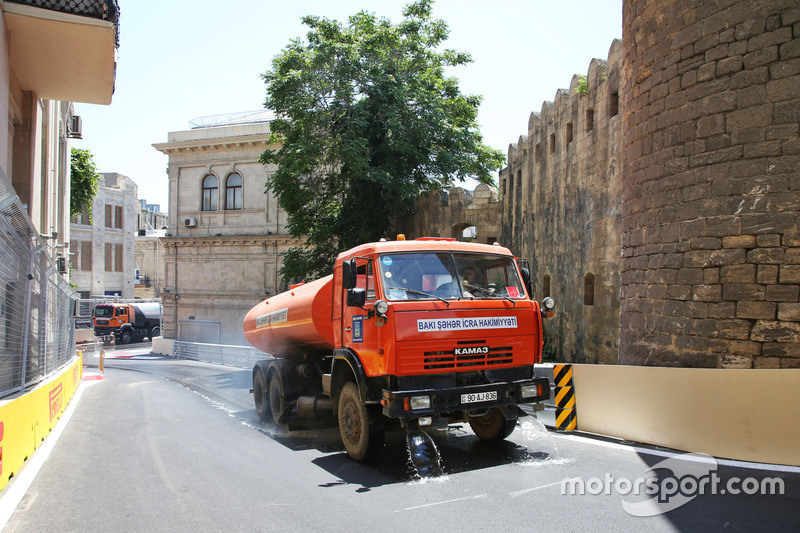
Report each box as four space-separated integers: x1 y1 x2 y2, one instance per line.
0 355 83 491
151 336 173 356
571 365 800 467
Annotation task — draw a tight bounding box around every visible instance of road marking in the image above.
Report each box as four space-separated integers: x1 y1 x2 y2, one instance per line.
395 493 487 512
551 433 800 474
509 479 578 497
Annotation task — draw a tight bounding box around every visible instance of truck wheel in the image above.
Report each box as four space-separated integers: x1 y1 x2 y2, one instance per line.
469 408 517 441
253 370 272 422
120 330 132 345
337 382 384 461
269 373 287 425
150 326 161 339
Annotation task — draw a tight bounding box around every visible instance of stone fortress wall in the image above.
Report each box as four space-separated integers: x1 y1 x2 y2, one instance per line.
400 0 800 368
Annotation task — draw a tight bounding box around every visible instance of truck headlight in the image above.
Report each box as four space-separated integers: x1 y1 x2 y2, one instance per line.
521 384 542 398
542 297 555 309
409 396 431 410
374 299 389 315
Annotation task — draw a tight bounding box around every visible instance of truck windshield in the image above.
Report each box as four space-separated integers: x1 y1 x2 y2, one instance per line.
377 252 526 301
95 306 114 318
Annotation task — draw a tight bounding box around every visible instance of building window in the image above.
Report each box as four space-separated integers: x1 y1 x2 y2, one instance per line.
584 272 595 306
609 91 619 117
70 241 92 271
566 122 573 145
226 173 242 210
549 133 555 153
543 274 550 298
202 175 218 211
71 205 90 225
535 143 541 163
586 108 595 131
105 243 123 272
104 204 123 228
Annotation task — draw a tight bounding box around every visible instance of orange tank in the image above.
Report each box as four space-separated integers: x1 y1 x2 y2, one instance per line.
243 275 335 358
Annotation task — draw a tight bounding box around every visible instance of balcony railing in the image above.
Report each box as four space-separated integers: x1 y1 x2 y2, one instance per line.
6 0 120 46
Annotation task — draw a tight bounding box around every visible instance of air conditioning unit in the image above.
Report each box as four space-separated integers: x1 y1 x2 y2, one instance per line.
68 116 82 139
184 217 197 227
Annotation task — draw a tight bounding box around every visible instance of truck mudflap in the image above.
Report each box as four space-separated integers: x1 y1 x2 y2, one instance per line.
380 377 550 419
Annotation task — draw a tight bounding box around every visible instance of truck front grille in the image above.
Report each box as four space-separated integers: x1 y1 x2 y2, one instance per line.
422 346 513 370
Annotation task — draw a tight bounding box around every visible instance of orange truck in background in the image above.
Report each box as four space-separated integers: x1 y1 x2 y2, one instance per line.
94 302 162 345
243 237 554 461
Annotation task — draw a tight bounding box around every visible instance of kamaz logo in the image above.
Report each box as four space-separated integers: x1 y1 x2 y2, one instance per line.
454 346 490 356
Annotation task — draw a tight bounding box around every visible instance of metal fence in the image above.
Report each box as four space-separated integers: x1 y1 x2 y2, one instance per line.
173 341 268 370
0 171 77 398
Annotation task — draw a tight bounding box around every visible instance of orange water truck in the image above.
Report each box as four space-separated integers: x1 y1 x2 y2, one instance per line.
244 237 554 461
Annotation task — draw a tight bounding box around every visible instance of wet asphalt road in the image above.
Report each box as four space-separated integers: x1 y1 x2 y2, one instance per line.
2 349 798 532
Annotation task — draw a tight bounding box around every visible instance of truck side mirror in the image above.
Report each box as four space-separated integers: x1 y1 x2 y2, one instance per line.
520 267 533 298
342 259 358 289
346 288 366 308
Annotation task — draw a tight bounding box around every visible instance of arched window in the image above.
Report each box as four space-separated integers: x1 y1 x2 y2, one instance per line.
584 272 595 306
226 173 242 210
202 175 218 211
543 274 550 298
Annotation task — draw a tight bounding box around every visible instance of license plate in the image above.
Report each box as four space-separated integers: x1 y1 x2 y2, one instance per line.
461 391 497 404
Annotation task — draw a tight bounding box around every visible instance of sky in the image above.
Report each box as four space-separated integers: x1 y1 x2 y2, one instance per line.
73 0 622 211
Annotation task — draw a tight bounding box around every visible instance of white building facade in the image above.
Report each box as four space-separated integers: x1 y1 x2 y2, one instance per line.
70 172 138 298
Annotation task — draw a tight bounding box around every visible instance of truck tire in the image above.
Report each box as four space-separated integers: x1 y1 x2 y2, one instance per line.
469 407 517 441
337 382 384 461
150 326 161 339
269 372 287 425
120 330 132 345
253 369 271 422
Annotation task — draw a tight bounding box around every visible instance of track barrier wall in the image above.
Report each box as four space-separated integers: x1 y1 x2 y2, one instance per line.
571 364 800 467
0 354 82 492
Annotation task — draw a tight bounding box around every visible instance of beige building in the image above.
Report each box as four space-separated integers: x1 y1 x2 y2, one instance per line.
153 111 303 345
70 172 138 298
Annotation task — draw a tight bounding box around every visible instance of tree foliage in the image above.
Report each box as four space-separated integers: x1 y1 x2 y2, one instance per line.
261 0 505 280
70 148 100 221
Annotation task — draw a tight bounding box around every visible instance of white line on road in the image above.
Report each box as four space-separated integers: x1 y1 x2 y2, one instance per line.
509 479 579 498
395 493 487 512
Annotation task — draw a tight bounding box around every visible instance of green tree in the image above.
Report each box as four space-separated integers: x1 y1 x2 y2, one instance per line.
261 0 505 280
70 148 100 221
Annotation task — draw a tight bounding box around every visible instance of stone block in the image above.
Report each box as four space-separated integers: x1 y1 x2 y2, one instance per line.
753 356 781 368
720 263 757 283
757 265 780 284
750 320 800 342
685 301 709 318
709 301 737 318
722 234 757 248
785 248 800 264
722 283 766 300
780 264 800 283
691 237 722 249
765 284 799 302
705 267 721 284
693 284 722 302
746 247 786 264
736 300 776 319
756 234 781 247
719 319 751 339
718 354 754 369
677 268 704 285
778 303 800 321
762 342 800 357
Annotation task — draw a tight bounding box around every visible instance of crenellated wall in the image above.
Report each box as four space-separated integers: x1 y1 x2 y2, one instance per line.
396 183 502 244
499 41 625 365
